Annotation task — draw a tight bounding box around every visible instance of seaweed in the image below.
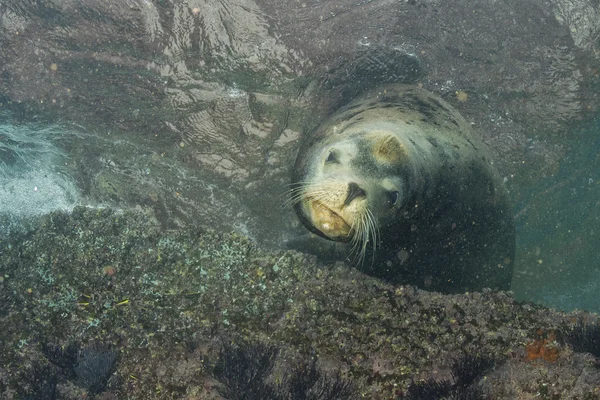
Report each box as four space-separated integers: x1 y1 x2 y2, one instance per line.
41 342 79 378
450 354 494 389
211 342 279 400
284 357 355 400
73 347 118 394
406 377 453 400
41 341 117 395
210 341 356 400
562 321 600 357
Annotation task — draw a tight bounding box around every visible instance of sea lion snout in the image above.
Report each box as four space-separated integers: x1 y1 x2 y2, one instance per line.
303 180 369 241
344 182 366 206
310 199 352 239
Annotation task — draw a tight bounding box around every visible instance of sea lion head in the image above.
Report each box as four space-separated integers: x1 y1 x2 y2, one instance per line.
291 122 412 261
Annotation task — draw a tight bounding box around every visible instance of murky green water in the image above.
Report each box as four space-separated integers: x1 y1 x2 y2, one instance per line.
513 120 600 312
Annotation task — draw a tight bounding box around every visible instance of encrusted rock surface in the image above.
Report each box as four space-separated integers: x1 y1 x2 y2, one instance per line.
1 207 599 399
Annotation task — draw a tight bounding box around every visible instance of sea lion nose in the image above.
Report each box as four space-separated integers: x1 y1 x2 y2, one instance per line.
344 182 366 206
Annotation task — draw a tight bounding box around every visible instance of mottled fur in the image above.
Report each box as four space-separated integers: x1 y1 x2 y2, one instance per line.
291 84 514 293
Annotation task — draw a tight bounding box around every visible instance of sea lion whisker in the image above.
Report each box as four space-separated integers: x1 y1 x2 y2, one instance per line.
366 208 378 266
283 181 309 188
282 193 299 208
283 179 349 210
362 214 372 266
282 190 307 208
360 213 371 266
282 182 322 208
348 209 371 267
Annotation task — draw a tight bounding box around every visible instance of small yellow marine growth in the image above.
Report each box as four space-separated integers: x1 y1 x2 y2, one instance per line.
455 90 468 102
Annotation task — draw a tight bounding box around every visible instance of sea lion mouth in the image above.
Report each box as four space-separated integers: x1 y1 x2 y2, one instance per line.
309 200 352 240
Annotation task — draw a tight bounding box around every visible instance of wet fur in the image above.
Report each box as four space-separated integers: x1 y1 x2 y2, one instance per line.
291 84 515 293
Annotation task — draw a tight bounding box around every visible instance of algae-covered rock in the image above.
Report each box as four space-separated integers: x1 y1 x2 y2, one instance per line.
1 207 599 399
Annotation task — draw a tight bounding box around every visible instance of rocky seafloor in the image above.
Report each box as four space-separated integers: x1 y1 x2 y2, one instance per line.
1 207 599 399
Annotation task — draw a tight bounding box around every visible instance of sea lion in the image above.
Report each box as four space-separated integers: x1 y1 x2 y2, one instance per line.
291 84 515 293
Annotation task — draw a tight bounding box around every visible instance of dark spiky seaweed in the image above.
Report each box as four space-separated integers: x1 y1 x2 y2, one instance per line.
211 341 356 400
406 377 453 399
42 341 117 394
451 354 494 389
563 322 600 357
41 343 117 394
285 357 355 400
41 342 79 378
445 386 485 400
212 342 279 400
406 380 485 400
74 348 118 394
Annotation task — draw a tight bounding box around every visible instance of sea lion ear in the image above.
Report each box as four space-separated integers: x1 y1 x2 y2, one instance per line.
372 133 406 164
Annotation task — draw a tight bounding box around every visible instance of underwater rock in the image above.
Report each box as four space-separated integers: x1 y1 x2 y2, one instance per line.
0 207 599 398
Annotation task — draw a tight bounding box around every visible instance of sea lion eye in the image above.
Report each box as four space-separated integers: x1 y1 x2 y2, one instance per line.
387 191 400 206
325 151 338 164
